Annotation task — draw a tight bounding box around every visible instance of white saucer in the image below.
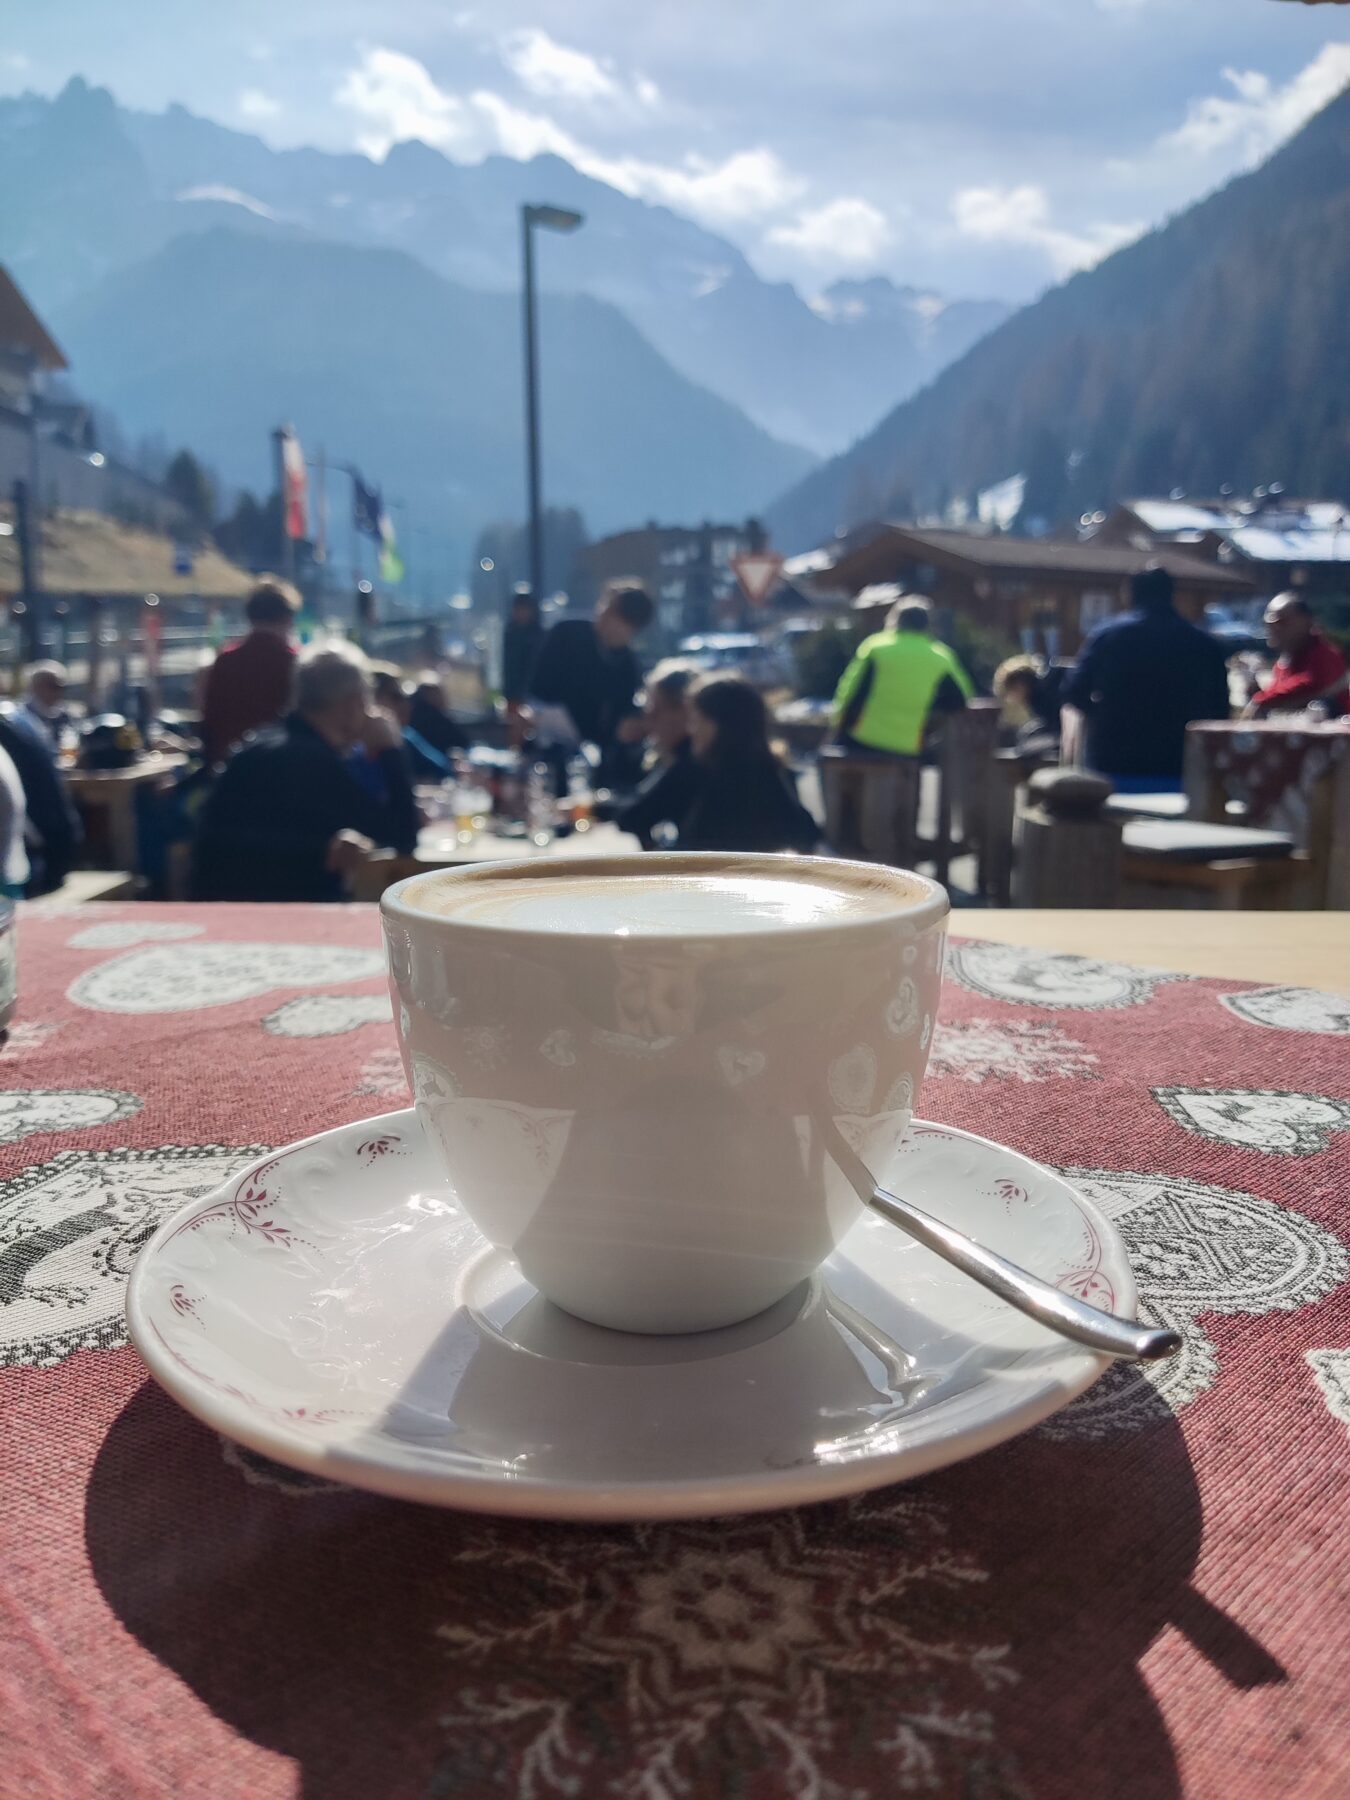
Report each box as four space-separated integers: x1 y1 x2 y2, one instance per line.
126 1110 1133 1520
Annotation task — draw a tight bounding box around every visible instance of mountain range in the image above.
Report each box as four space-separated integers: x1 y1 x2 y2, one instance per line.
0 77 1006 483
54 226 816 576
768 86 1350 551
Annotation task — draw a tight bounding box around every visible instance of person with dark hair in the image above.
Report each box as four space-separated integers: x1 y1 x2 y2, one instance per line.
409 675 469 758
1061 564 1231 789
527 580 654 787
618 673 818 854
1245 592 1347 718
193 644 419 902
199 577 302 764
501 586 545 709
831 595 973 757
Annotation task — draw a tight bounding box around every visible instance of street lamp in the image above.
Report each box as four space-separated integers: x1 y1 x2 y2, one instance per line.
521 202 583 607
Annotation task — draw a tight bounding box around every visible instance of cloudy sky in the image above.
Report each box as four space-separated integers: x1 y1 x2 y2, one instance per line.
4 0 1347 300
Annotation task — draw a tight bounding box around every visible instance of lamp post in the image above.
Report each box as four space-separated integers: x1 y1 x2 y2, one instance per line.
521 203 583 607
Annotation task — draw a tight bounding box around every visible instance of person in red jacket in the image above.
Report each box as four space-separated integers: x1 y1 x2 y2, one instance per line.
1247 592 1348 718
200 579 301 764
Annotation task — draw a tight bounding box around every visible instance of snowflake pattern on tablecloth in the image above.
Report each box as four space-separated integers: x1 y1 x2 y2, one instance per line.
929 1019 1098 1085
353 1047 410 1100
0 1088 141 1147
1306 1349 1350 1439
0 1019 62 1057
432 1491 1020 1799
68 920 205 950
264 993 393 1038
948 943 1177 1011
0 1144 263 1367
68 943 384 1014
1220 986 1350 1035
1152 1088 1350 1156
1044 1168 1348 1439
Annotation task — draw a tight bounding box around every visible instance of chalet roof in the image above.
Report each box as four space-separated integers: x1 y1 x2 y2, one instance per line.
0 267 68 371
0 506 254 600
828 525 1254 592
1122 498 1349 565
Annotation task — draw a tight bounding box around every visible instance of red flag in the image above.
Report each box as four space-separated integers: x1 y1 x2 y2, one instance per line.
280 426 309 540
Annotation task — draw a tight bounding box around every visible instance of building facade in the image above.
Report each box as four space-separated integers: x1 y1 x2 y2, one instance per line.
811 525 1254 656
572 519 766 642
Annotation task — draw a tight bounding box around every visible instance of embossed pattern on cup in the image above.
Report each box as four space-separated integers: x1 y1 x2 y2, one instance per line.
383 854 948 1333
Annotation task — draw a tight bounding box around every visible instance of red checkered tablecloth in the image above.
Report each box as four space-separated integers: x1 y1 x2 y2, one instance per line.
1 904 1347 1799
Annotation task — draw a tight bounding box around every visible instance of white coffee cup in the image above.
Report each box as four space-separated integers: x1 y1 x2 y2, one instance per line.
382 853 948 1333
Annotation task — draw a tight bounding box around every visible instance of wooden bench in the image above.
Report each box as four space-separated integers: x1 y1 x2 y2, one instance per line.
1120 818 1303 910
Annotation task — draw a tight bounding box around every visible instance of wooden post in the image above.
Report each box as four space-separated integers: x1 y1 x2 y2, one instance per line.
1013 769 1122 907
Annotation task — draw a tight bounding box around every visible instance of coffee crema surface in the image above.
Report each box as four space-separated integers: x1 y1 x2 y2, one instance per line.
403 865 915 936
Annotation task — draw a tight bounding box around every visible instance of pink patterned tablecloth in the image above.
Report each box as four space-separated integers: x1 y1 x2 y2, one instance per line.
1 904 1348 1799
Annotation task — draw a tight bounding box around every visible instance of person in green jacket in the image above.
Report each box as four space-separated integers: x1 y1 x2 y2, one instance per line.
831 597 974 755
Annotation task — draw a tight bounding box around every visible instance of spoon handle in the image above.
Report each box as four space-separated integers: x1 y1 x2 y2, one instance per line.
866 1185 1181 1363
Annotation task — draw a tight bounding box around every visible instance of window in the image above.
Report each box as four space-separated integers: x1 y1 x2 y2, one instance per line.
1080 590 1113 632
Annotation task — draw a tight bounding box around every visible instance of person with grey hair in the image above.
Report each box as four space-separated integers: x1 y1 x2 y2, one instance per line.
192 642 419 901
22 660 71 750
831 593 973 756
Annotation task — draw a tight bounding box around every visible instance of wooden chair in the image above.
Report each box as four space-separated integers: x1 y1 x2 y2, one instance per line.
819 746 921 867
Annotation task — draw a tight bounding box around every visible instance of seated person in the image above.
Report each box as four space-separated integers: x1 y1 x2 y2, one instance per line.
409 676 469 758
831 597 973 756
192 644 419 902
608 660 696 845
620 673 818 855
371 667 458 783
992 655 1060 756
0 737 29 898
21 661 73 752
0 701 83 895
1246 592 1348 719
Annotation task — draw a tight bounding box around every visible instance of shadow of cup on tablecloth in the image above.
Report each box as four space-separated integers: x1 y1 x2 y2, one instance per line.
923 1370 1287 1800
85 1365 1286 1800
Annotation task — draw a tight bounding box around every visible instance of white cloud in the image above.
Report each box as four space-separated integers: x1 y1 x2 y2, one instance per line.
467 89 585 161
604 147 804 227
336 47 479 157
1161 43 1350 161
635 76 661 108
952 183 1142 277
336 48 800 230
767 197 890 266
501 29 615 104
4 52 30 73
238 89 281 121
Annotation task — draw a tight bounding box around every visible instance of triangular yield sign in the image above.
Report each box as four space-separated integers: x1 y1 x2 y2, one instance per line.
732 551 785 608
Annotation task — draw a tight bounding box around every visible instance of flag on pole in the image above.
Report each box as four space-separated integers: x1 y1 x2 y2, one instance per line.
280 426 308 540
378 509 404 585
352 471 403 582
352 472 381 539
